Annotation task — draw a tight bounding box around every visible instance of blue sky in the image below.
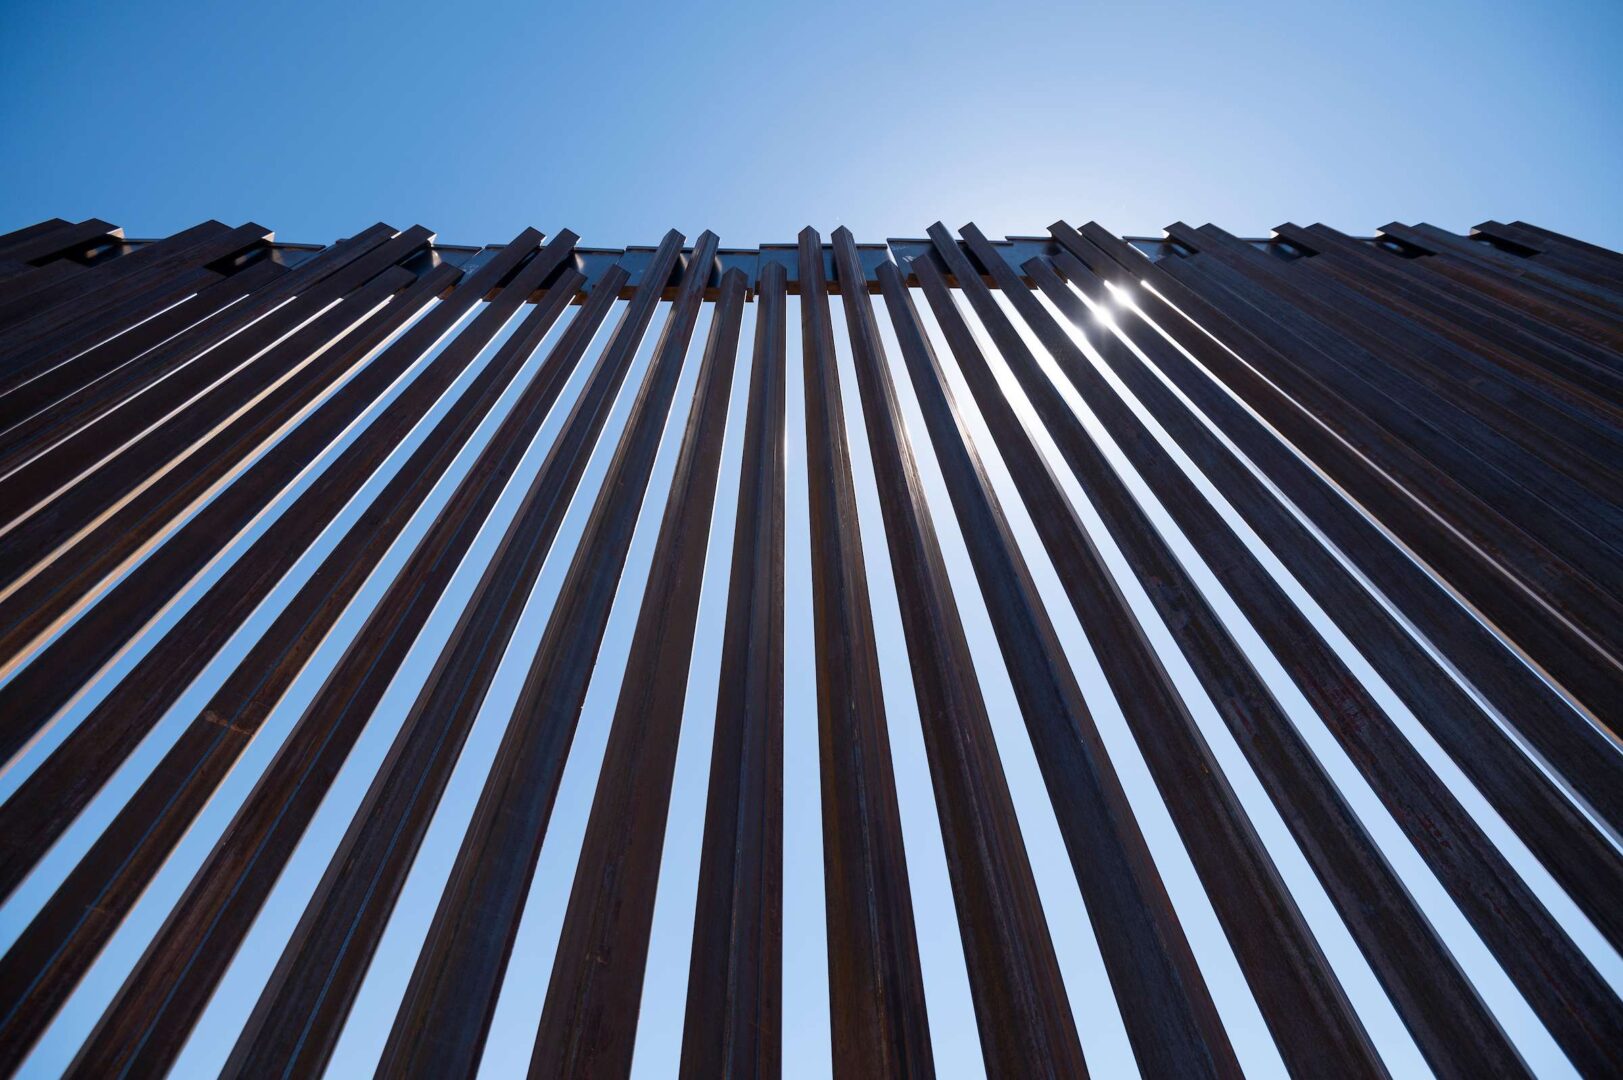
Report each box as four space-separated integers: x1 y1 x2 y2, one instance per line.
3 0 1620 248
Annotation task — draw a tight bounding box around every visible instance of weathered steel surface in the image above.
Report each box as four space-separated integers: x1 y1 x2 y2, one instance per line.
924 223 1400 1074
837 229 1086 1078
222 234 684 1079
377 232 727 1076
6 260 586 1078
0 256 288 469
1038 233 1623 948
68 264 613 1080
680 260 788 1079
907 251 1242 1079
0 212 1615 1079
958 220 1612 1075
0 253 428 672
797 226 935 1079
0 232 571 903
523 257 744 1079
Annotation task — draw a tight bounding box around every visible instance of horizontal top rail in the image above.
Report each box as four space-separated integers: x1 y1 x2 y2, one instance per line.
79 222 1403 300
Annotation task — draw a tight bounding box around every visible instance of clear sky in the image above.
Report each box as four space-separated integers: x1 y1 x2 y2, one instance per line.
3 0 1620 249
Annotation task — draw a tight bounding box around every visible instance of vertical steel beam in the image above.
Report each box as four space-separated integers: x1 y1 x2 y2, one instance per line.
796 227 935 1078
955 223 1609 1075
221 235 685 1079
376 233 728 1076
833 229 1086 1077
1065 221 1623 724
1 259 585 1080
1036 240 1623 938
515 266 747 1075
60 266 618 1080
680 261 788 1080
0 257 287 466
904 252 1241 1079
